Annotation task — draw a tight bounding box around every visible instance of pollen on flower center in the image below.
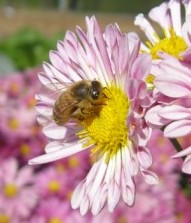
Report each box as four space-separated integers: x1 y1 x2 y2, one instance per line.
0 214 10 223
4 183 18 198
147 30 187 59
78 85 130 162
48 217 62 223
48 180 61 193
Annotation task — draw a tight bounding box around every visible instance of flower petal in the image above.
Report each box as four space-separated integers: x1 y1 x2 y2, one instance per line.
164 120 191 137
107 180 120 212
42 122 67 139
182 155 191 174
28 143 84 164
80 196 90 216
171 145 191 158
141 169 159 185
137 146 153 169
159 105 191 120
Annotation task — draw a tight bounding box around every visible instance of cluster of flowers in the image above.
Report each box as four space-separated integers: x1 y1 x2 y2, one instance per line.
1 0 191 222
0 70 191 222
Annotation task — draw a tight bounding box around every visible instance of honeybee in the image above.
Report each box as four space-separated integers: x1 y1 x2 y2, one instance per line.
53 80 106 126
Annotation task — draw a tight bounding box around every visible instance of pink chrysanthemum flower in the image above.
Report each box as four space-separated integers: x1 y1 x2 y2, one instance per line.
29 16 158 214
146 55 191 174
135 0 191 175
135 0 191 61
0 158 38 218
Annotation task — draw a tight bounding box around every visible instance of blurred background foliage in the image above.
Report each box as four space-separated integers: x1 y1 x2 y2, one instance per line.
0 28 62 70
0 0 163 71
0 0 163 13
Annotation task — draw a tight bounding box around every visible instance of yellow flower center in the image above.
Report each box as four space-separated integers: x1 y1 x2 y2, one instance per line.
0 214 10 223
145 74 155 90
20 143 30 156
8 118 19 130
176 213 184 221
48 218 62 223
117 216 127 223
10 83 19 94
28 98 36 108
4 184 18 198
68 156 79 168
55 164 65 173
147 30 187 59
48 180 60 193
78 85 130 163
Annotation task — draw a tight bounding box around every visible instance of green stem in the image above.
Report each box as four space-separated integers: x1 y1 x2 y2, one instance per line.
161 127 184 158
168 138 183 153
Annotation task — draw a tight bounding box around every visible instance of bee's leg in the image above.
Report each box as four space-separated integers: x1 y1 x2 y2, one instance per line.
71 107 84 120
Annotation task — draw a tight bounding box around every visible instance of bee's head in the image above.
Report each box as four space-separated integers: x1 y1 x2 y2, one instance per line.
90 80 102 100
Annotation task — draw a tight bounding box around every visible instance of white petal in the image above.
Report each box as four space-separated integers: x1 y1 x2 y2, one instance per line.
148 2 171 37
86 159 102 185
107 180 120 212
45 141 65 153
80 196 90 216
141 168 159 185
91 184 107 215
164 120 191 138
42 122 67 139
182 155 191 174
171 145 191 158
71 180 86 209
137 147 153 169
121 171 135 206
134 13 159 44
88 157 107 202
145 105 167 127
168 0 182 36
129 153 139 176
28 143 84 164
159 105 191 120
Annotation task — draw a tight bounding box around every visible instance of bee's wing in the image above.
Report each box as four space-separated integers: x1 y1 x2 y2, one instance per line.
57 98 80 113
38 72 73 92
36 96 80 127
37 81 75 102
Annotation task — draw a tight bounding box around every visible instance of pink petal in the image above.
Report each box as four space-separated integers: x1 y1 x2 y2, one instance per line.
28 143 84 164
16 167 33 187
182 155 191 174
181 47 191 63
107 181 120 212
171 145 191 158
141 169 159 185
45 141 65 153
121 169 135 206
131 54 152 79
42 122 67 139
145 105 168 127
164 120 191 137
159 105 191 120
137 147 153 169
43 62 70 84
153 58 191 98
128 153 139 176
